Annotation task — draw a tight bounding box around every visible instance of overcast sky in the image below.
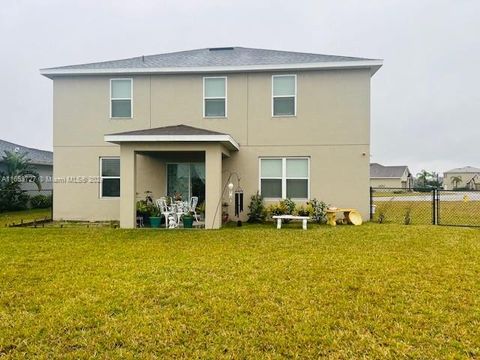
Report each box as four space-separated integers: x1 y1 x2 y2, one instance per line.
1 0 479 175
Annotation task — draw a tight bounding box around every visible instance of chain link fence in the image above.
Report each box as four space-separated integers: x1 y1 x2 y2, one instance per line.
370 187 480 227
370 188 435 225
0 189 53 227
437 190 480 227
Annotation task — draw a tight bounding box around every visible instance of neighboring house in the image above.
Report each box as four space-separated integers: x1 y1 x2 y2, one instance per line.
0 139 53 191
41 46 382 229
443 166 480 190
370 163 413 189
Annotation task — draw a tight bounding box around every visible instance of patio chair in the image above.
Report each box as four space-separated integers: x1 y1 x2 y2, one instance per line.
189 196 200 222
156 198 176 228
167 203 180 228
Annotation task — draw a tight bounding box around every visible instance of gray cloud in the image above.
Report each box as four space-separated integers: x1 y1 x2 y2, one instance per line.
1 0 478 175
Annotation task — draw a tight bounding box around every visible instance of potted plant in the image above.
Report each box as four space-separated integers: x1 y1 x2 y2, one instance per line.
173 192 182 202
136 200 149 225
182 211 195 229
148 203 162 228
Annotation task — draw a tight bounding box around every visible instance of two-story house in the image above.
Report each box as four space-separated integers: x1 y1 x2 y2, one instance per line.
41 47 382 229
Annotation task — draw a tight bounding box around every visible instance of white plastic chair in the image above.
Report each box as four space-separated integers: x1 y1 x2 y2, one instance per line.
156 198 177 228
189 196 200 222
167 203 180 228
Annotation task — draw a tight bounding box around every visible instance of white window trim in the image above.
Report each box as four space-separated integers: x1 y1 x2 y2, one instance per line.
110 78 133 119
100 156 120 199
203 76 227 118
272 74 297 117
259 156 310 200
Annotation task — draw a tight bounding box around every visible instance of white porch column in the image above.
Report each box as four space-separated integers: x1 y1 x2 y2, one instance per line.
120 145 136 228
205 144 223 229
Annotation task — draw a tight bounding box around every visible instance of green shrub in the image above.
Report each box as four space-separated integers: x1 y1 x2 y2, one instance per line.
268 202 289 216
0 189 30 212
296 204 311 217
283 198 296 215
30 194 52 209
247 192 267 223
267 198 297 217
307 198 328 223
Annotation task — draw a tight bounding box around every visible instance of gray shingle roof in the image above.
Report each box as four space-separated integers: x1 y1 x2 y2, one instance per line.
41 47 381 75
0 139 52 166
108 124 227 136
370 163 409 178
444 166 480 174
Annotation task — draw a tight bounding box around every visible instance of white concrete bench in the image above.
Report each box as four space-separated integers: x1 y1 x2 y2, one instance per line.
272 215 311 230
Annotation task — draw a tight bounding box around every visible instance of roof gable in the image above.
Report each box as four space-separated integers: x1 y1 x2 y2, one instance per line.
370 163 410 178
104 125 239 151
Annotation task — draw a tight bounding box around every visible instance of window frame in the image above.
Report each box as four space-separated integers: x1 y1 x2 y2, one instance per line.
165 162 205 203
99 156 120 199
259 156 310 200
272 74 297 117
203 76 227 118
110 78 133 119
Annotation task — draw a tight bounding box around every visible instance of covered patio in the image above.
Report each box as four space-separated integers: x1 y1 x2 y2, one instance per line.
104 125 239 229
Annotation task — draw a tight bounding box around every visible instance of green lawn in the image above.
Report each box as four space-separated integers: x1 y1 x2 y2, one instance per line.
1 225 480 358
0 208 51 227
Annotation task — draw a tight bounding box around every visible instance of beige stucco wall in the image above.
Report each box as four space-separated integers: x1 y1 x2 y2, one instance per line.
52 68 372 223
370 177 404 189
223 145 370 219
53 146 120 221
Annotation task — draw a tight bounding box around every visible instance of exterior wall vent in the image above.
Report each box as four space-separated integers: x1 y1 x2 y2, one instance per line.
209 47 234 51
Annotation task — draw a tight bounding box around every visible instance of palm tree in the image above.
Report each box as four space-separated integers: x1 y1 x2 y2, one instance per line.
416 170 431 188
451 176 462 190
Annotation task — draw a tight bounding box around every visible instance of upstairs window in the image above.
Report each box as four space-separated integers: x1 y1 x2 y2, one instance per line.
272 75 296 116
110 79 132 118
100 157 120 198
204 77 227 117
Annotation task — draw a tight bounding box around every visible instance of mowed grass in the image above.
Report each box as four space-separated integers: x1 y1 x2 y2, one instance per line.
1 225 480 358
373 200 480 226
0 208 51 227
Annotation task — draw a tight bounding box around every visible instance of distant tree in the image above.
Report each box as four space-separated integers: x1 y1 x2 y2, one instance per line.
429 172 442 188
451 176 462 190
0 150 40 211
416 170 431 188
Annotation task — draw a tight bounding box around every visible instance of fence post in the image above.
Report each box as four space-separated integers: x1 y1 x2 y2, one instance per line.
436 189 440 225
50 189 53 221
432 189 437 225
369 186 373 221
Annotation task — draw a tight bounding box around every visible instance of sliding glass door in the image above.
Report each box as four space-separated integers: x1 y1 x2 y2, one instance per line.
167 163 205 204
